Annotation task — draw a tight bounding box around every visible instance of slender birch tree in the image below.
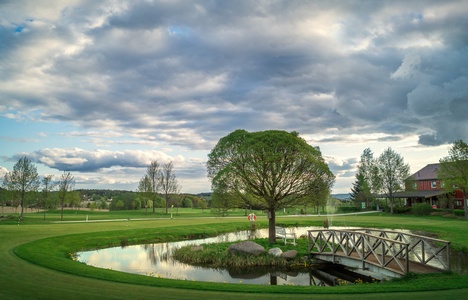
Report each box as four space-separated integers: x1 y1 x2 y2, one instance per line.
146 161 161 213
41 175 54 221
374 147 410 214
57 171 75 221
2 156 39 220
160 161 180 214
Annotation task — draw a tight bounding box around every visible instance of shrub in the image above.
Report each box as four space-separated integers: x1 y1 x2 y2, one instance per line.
337 206 359 213
411 203 433 216
453 209 465 217
393 206 411 214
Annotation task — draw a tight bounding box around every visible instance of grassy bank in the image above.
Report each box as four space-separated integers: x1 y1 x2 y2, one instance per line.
1 212 468 299
173 237 310 268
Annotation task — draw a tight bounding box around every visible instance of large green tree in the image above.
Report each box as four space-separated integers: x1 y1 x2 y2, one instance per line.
437 139 468 219
207 130 334 242
2 156 39 220
374 147 410 214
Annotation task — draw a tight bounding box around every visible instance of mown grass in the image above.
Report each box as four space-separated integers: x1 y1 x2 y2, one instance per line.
2 211 468 299
1 207 270 223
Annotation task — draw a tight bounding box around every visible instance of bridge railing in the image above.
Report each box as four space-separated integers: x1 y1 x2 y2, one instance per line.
308 229 451 275
347 228 451 271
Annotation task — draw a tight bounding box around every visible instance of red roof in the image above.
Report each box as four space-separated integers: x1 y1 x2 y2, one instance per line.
410 163 440 181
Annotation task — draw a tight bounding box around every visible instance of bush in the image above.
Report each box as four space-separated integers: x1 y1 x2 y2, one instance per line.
393 206 411 214
411 203 433 216
453 209 465 216
337 206 359 213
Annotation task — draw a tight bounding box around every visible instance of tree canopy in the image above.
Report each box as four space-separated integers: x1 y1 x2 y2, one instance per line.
207 129 334 242
437 139 468 219
373 147 410 214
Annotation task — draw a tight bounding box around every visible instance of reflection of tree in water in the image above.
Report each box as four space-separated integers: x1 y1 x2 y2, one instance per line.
142 244 158 265
142 243 175 264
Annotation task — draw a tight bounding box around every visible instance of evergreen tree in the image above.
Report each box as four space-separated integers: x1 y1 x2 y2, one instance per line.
350 172 372 209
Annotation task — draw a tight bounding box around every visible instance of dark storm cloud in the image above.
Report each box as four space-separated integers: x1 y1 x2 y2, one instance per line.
1 0 467 151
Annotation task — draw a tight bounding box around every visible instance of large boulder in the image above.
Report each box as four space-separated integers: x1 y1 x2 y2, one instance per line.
268 247 283 257
228 241 266 255
282 250 298 260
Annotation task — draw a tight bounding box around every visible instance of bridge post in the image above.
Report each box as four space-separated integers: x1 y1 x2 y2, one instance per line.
405 244 409 274
446 242 451 271
422 241 425 264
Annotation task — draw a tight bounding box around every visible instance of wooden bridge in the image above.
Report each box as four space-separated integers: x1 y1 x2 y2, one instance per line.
308 228 451 277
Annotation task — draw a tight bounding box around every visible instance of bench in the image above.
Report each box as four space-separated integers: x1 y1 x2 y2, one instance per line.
275 226 296 245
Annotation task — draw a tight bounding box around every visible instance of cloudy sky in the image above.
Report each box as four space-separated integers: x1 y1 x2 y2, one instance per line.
1 0 467 194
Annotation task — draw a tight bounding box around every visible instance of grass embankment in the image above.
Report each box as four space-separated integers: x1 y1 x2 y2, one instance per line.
174 237 310 269
1 212 468 299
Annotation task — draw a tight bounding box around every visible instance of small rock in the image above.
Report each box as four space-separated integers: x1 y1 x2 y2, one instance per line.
228 241 265 255
268 247 283 257
191 246 203 251
282 250 298 259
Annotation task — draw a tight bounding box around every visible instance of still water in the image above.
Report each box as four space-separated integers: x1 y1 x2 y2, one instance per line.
77 227 467 286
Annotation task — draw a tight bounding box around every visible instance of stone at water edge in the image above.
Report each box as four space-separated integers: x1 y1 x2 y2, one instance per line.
228 241 266 255
282 250 298 259
268 247 283 257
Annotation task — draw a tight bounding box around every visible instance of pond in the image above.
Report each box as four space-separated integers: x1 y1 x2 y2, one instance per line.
76 226 467 286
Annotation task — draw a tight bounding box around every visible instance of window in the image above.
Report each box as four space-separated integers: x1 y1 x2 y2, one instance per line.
413 182 417 189
431 181 437 189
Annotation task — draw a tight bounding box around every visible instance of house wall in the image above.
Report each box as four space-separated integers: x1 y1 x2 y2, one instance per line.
414 180 464 209
417 180 442 190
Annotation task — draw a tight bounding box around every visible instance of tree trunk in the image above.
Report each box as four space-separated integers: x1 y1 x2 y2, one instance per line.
153 200 155 214
268 209 276 243
61 204 64 221
463 190 467 220
390 196 394 214
20 196 24 220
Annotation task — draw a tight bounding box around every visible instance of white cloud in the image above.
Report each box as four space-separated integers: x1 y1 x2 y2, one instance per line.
19 148 179 172
1 1 467 192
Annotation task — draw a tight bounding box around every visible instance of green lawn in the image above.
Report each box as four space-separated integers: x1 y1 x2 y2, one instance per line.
1 211 468 299
5 207 270 222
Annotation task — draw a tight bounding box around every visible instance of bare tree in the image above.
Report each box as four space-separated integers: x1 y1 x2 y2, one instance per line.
160 162 180 214
57 171 75 221
146 161 161 213
2 156 39 220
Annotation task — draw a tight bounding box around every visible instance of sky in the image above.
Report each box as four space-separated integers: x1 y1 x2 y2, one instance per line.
1 0 467 194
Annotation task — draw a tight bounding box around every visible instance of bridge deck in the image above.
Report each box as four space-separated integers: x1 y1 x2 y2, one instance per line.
320 251 444 274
